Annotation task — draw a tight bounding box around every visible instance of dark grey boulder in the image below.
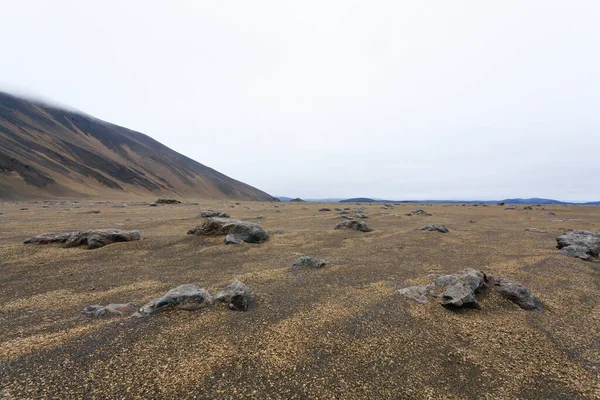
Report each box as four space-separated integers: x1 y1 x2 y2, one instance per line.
486 275 543 311
200 210 230 218
83 303 137 318
319 208 331 212
556 230 600 261
497 202 505 206
293 255 328 268
420 224 449 233
334 220 373 232
437 269 485 307
149 203 158 207
24 229 141 250
134 284 213 317
524 206 533 210
214 279 253 311
156 199 181 204
187 218 269 244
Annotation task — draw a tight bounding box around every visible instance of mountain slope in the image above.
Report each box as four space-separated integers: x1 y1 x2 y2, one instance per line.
0 92 275 201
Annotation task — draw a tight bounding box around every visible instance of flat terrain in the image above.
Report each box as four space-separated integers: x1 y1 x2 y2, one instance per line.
0 201 599 399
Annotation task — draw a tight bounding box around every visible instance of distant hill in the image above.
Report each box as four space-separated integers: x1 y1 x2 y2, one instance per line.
339 197 378 203
0 92 276 201
500 198 569 205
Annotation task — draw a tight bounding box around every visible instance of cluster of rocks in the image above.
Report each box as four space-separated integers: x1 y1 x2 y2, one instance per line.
200 210 230 218
334 220 372 232
556 230 600 261
420 224 449 233
155 199 181 204
396 268 542 311
405 209 432 216
24 229 141 250
84 280 253 319
187 217 269 244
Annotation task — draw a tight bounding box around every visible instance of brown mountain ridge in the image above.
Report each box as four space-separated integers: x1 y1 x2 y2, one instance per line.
0 91 275 201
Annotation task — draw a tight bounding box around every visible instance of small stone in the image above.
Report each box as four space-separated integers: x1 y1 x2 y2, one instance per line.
293 256 328 268
214 280 253 311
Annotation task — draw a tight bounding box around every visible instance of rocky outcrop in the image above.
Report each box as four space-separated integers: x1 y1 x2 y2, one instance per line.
156 199 181 204
83 303 137 318
293 256 328 268
187 218 269 244
24 229 141 249
396 269 542 311
134 284 213 317
334 220 373 232
556 230 600 260
420 224 449 233
214 280 253 311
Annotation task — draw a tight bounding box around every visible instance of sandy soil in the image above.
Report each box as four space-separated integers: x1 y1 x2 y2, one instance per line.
0 200 599 399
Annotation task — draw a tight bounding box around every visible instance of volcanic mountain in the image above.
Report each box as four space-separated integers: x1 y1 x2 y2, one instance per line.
0 92 275 201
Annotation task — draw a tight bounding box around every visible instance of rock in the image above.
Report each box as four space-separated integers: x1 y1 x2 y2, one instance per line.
420 224 449 233
200 210 230 218
556 230 600 261
83 303 136 318
395 283 434 304
149 203 158 207
134 284 213 317
339 210 350 215
0 212 4 215
293 255 328 268
409 209 432 216
334 220 373 232
256 215 264 219
192 202 199 205
505 206 517 210
156 199 181 204
497 202 505 206
24 229 142 250
20 208 29 211
187 218 269 244
525 228 547 233
340 215 354 220
353 212 369 219
486 276 543 311
214 280 253 311
271 229 285 234
542 211 556 216
319 208 331 212
437 269 485 307
524 206 533 210
90 210 101 214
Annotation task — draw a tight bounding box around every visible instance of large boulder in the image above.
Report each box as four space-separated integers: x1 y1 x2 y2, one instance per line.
134 284 213 317
24 229 141 250
156 198 181 204
214 280 253 311
293 256 328 268
187 218 269 244
436 269 485 307
334 220 373 232
556 230 600 260
420 224 449 233
200 210 230 218
83 303 137 318
486 276 543 311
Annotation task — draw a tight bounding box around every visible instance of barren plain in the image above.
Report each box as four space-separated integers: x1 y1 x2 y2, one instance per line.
1 200 599 399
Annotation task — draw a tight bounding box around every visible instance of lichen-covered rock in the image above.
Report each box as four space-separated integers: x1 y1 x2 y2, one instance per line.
83 303 137 318
134 284 213 317
486 276 543 311
24 229 142 250
353 212 369 219
293 256 328 268
156 199 181 204
334 220 373 232
420 224 449 233
200 210 230 218
187 218 269 244
556 230 600 261
214 280 253 311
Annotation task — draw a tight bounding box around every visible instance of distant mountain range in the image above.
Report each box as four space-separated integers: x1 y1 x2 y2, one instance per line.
0 91 276 201
277 196 600 205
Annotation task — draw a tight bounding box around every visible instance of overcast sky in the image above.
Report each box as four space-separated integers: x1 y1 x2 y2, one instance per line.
1 1 599 201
